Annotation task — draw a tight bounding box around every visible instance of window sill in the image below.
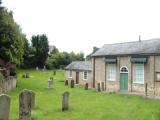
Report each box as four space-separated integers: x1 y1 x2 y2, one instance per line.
83 79 88 80
107 79 116 82
133 82 144 84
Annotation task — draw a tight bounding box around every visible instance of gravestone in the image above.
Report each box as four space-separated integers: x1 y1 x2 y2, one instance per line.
97 83 101 92
85 83 88 90
101 82 105 91
43 65 46 71
26 73 29 78
36 67 39 71
19 89 32 120
62 91 69 111
65 80 68 86
0 94 11 120
53 70 56 75
70 79 74 88
47 78 53 89
29 90 35 109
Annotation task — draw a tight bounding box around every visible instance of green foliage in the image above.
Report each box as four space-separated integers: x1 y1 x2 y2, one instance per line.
31 34 49 68
0 8 25 65
0 72 5 82
46 47 85 69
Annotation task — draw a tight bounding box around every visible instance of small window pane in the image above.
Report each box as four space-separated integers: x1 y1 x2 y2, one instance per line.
156 73 160 81
68 70 72 78
134 64 144 83
83 71 88 80
107 64 116 81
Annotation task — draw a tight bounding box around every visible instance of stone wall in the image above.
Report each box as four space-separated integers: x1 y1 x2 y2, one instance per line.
94 55 160 96
65 70 93 88
0 76 16 93
94 57 106 88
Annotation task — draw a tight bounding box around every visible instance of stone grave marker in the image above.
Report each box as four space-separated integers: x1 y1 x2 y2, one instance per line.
36 67 39 71
101 82 105 91
97 83 101 92
29 90 35 109
19 89 32 120
47 77 53 88
0 94 11 120
62 91 69 111
65 80 68 86
53 70 56 75
85 83 88 90
70 79 74 88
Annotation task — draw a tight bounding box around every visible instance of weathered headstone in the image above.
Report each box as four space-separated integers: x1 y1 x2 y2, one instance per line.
19 89 32 120
65 80 68 86
145 83 148 96
29 90 35 109
53 70 56 75
47 78 53 88
62 91 69 111
43 65 46 71
0 94 11 120
36 67 39 71
26 73 29 78
101 82 105 91
97 83 101 92
85 83 88 90
70 79 74 88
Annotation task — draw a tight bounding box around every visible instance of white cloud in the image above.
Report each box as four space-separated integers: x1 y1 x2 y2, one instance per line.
3 0 160 55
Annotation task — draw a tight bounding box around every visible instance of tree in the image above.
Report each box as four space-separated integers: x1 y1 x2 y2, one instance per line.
31 34 49 67
0 8 25 65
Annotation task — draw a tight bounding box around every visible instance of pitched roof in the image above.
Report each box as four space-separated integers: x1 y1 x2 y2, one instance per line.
92 39 160 56
65 61 92 71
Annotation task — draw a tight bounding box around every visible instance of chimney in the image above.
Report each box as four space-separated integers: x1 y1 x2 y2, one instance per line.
139 35 141 42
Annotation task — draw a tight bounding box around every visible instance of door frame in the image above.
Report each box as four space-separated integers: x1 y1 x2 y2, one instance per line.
120 66 129 92
76 72 79 84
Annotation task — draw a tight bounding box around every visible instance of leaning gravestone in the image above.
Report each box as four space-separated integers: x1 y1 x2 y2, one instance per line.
101 82 105 91
97 83 101 92
70 79 74 88
85 83 88 90
19 89 33 120
62 91 69 111
0 94 11 120
65 80 68 86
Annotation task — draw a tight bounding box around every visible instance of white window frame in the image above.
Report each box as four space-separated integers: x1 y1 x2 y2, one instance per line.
68 70 72 78
107 63 116 81
83 71 88 80
133 63 144 84
120 66 129 73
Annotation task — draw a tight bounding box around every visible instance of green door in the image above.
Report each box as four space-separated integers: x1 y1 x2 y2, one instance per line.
120 73 128 91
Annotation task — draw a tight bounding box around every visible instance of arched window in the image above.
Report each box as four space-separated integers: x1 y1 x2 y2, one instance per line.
120 67 128 73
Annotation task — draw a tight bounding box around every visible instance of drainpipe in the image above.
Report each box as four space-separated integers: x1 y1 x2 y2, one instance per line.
93 57 95 88
105 60 106 90
154 56 155 95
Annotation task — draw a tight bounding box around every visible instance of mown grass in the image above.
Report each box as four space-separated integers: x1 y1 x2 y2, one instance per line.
7 70 160 120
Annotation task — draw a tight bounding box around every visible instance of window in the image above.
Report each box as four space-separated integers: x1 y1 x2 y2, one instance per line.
156 72 160 81
107 64 116 81
68 70 72 78
120 67 128 73
83 71 88 80
134 64 144 84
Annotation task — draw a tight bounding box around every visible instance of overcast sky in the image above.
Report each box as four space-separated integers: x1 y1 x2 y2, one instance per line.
2 0 160 55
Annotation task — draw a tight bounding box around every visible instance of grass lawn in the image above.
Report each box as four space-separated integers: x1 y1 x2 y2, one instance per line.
7 70 160 120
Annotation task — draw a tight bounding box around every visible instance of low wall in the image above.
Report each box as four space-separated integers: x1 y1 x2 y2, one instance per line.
0 76 16 93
